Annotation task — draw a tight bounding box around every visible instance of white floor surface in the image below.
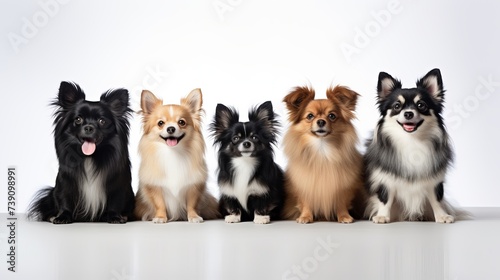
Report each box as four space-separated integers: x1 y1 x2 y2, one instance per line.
1 208 499 280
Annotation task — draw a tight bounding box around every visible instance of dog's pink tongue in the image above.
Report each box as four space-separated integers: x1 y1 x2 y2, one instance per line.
82 141 96 155
403 124 416 132
166 138 178 147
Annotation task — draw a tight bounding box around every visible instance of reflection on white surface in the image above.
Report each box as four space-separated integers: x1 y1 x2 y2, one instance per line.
0 208 499 280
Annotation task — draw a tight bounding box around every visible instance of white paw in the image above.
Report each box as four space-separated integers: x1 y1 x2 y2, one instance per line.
253 215 270 224
188 215 204 223
372 215 390 224
436 215 454 223
225 214 241 223
152 217 168 224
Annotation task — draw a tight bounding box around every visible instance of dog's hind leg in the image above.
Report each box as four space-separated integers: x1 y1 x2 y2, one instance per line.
186 184 204 223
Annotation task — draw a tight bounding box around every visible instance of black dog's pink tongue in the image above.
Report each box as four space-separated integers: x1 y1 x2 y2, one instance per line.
403 123 416 132
82 141 96 155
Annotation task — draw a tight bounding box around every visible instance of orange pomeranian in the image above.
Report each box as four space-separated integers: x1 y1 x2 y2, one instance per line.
282 85 365 224
134 89 219 223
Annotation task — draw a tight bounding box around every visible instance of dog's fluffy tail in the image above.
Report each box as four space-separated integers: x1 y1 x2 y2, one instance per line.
443 199 473 221
198 192 221 220
27 187 57 221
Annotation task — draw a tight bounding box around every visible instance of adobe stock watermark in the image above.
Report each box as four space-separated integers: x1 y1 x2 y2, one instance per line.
340 0 403 64
7 0 71 54
129 64 170 106
110 267 133 280
212 0 243 22
282 235 340 280
444 75 499 130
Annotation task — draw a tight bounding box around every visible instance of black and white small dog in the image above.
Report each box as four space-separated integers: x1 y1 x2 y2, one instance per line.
27 81 135 224
365 69 457 223
210 101 284 224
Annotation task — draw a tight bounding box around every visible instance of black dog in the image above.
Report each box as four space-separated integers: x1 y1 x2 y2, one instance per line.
210 101 284 224
27 81 135 224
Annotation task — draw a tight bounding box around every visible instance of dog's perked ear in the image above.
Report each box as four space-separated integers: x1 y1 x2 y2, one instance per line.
140 90 162 115
326 86 359 112
181 88 203 115
100 89 131 116
283 86 315 123
416 68 444 103
181 88 204 128
377 72 402 101
326 86 359 120
57 81 85 108
249 101 279 143
249 101 274 123
211 103 239 138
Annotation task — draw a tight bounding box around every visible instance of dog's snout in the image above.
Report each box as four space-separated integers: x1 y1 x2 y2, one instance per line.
243 141 251 149
167 126 176 134
317 119 326 127
404 111 414 120
83 125 95 134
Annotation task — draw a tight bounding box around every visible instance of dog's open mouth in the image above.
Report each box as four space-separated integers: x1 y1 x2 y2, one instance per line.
81 138 97 156
314 130 329 137
161 134 185 147
398 120 424 133
239 149 254 157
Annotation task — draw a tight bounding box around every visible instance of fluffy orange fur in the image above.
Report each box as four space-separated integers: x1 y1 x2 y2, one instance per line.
282 85 365 223
134 89 219 223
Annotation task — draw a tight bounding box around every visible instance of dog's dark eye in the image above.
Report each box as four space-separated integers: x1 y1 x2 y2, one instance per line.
417 101 428 111
232 136 240 143
393 102 402 111
75 116 83 125
158 120 165 127
306 113 314 121
98 118 106 126
328 113 336 121
178 119 186 127
251 135 258 141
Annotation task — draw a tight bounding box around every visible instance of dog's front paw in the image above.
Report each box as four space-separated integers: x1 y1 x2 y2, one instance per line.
107 215 127 224
188 215 204 223
372 215 390 224
152 217 168 224
296 215 313 224
51 213 73 224
436 215 454 224
253 215 270 224
338 214 354 224
225 214 241 223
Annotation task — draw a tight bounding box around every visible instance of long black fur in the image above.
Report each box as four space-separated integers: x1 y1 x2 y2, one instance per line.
210 101 285 222
27 81 135 224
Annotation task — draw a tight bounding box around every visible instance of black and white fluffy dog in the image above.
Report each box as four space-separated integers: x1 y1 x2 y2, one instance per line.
27 81 135 224
365 69 457 223
210 101 284 224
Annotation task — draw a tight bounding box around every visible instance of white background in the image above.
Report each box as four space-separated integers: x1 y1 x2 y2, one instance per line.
1 0 499 212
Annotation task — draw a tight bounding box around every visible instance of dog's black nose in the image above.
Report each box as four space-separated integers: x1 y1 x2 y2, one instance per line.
404 111 414 120
243 141 251 149
83 125 94 134
317 119 326 127
167 126 176 134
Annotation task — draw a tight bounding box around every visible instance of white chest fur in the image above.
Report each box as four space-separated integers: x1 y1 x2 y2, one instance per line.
220 157 269 211
78 158 106 220
139 143 207 220
154 145 205 195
